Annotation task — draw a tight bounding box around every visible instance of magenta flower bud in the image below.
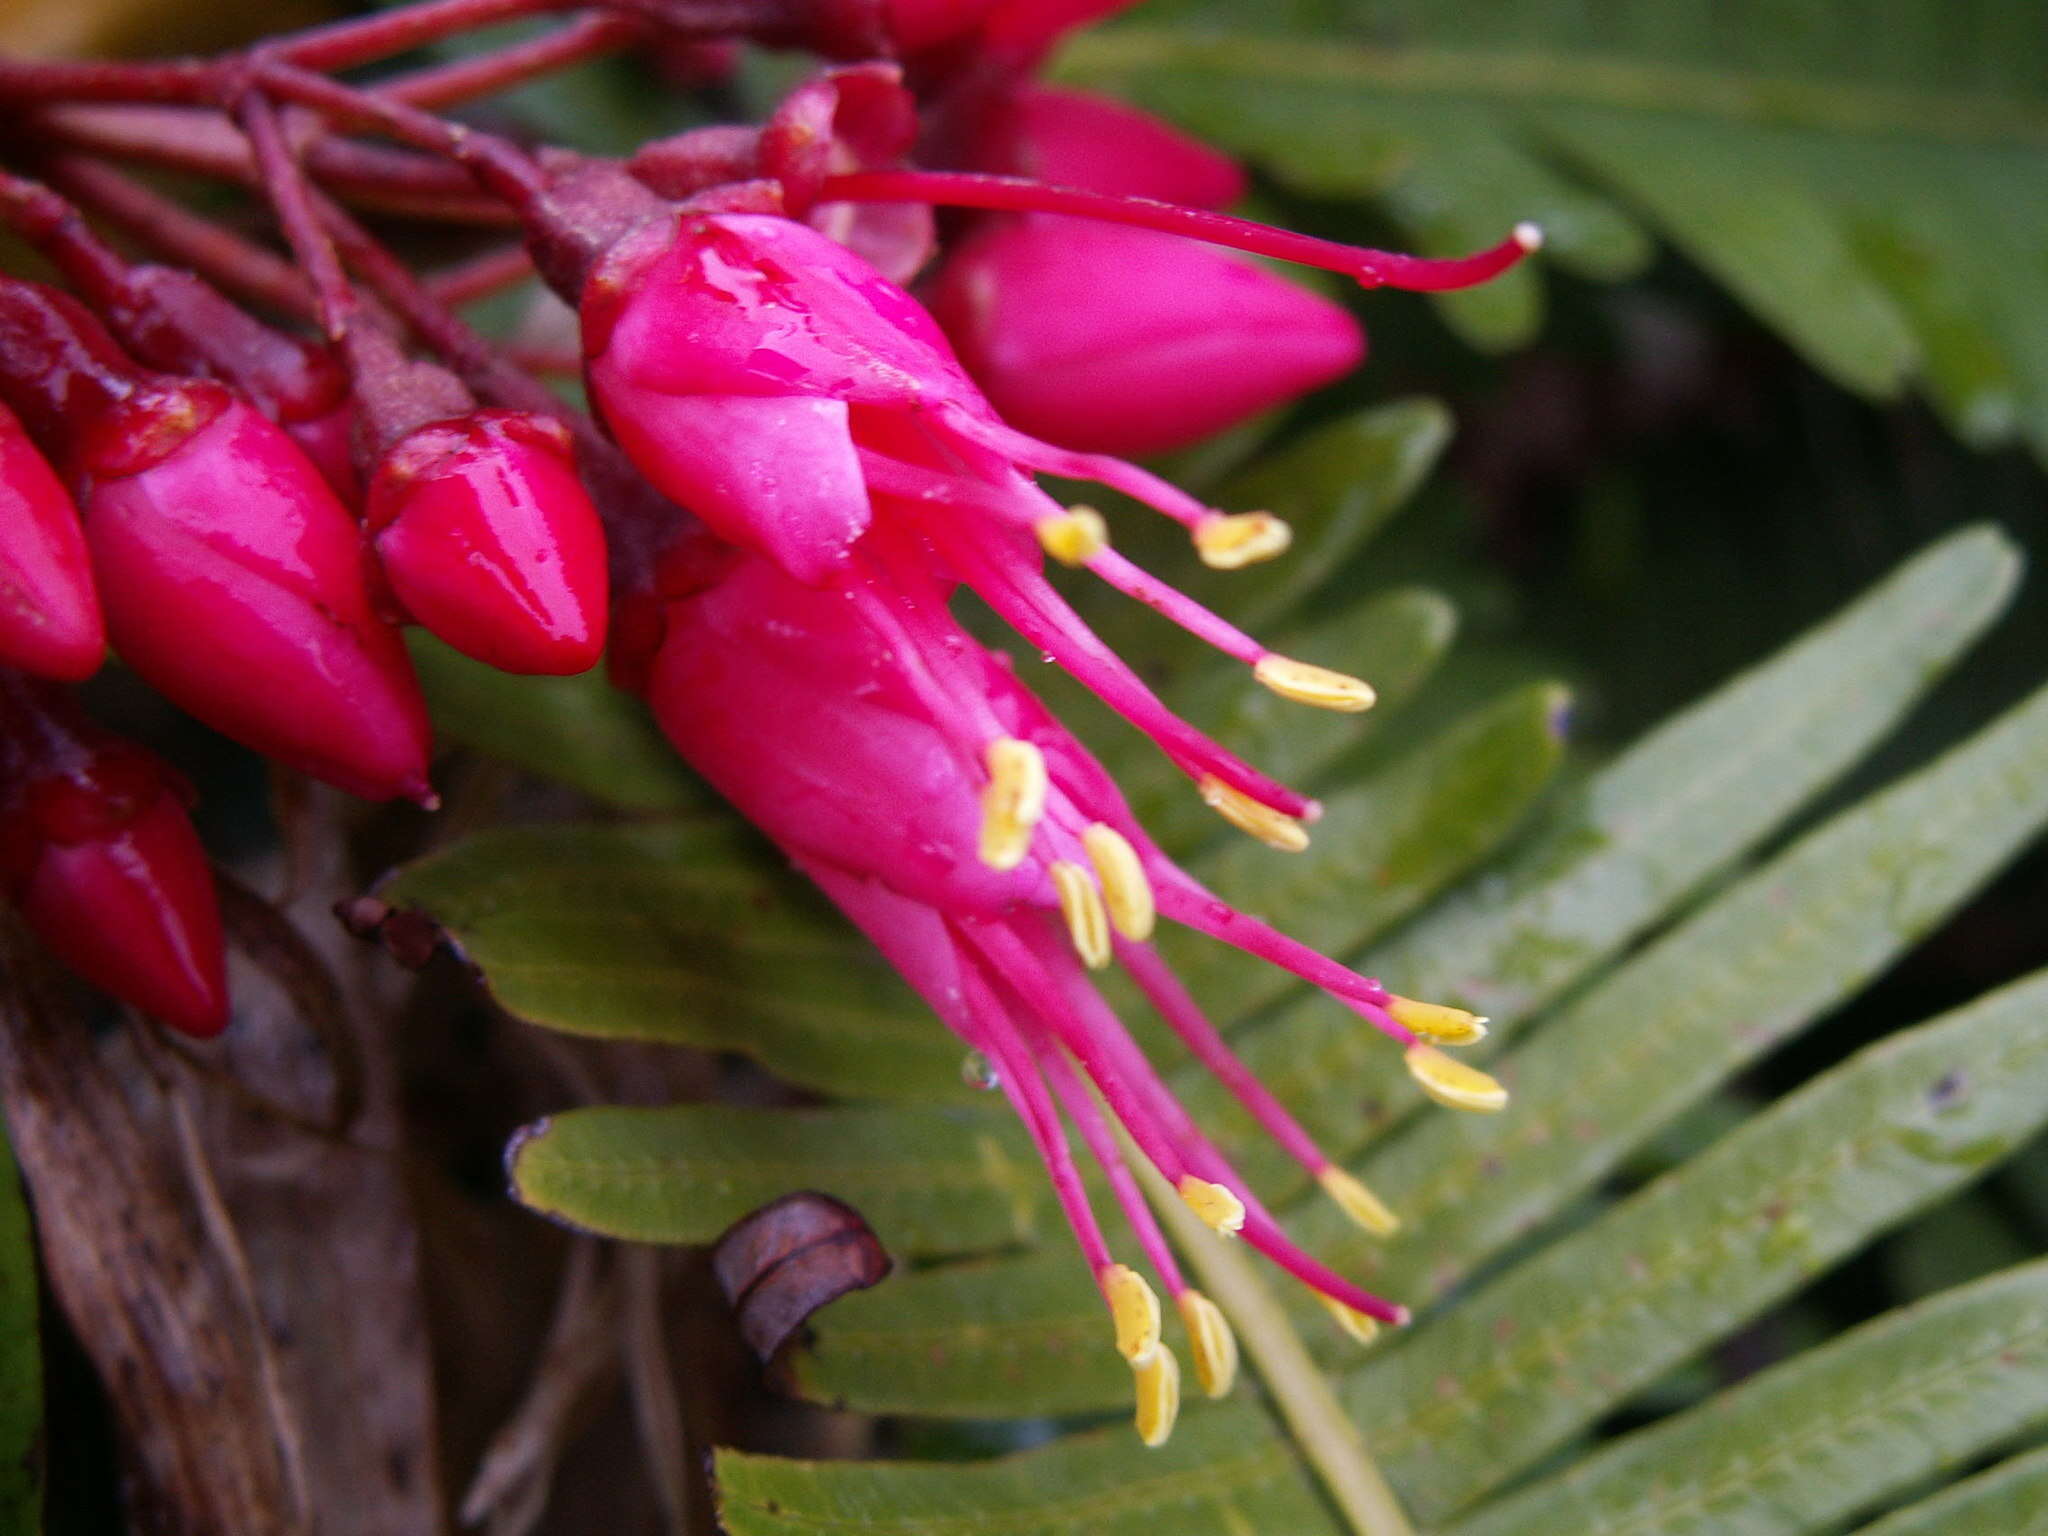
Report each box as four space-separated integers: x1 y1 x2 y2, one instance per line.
0 400 104 681
929 217 1364 455
974 87 1246 208
885 0 998 52
0 673 227 1036
365 411 610 677
82 391 434 802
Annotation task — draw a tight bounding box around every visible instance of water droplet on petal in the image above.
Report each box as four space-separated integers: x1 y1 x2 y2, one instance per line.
961 1050 1000 1090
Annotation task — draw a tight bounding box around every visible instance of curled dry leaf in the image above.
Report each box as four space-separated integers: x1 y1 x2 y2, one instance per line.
712 1192 892 1362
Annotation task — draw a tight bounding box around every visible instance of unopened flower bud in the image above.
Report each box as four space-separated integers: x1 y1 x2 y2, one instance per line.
928 219 1364 456
976 86 1246 209
0 402 103 680
366 411 609 676
0 675 226 1035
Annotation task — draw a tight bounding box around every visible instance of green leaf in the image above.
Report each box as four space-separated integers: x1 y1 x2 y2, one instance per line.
1200 525 2017 1196
508 1102 1041 1258
380 821 964 1101
1346 965 2048 1523
1280 667 2048 1326
792 1250 1121 1418
1853 1441 2048 1536
407 633 700 812
1063 12 2048 456
0 1136 39 1531
715 1399 1343 1536
1448 1259 2048 1536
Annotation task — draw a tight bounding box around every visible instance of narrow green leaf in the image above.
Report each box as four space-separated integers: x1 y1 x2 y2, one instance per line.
792 1250 1120 1417
1165 680 1569 1029
0 1137 40 1531
1538 109 1917 396
716 1399 1343 1536
1346 966 2048 1523
1282 670 2048 1325
407 632 700 812
509 1102 1041 1258
1205 525 2017 1198
1852 1441 2048 1536
381 821 965 1101
1449 1259 2048 1536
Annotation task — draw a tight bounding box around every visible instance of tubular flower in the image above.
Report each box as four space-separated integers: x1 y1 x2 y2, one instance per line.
586 208 1527 837
0 671 227 1036
641 541 1503 1444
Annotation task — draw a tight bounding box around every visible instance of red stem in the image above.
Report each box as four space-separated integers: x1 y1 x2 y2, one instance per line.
816 170 1544 291
236 94 360 343
380 14 649 108
424 244 536 306
46 158 314 319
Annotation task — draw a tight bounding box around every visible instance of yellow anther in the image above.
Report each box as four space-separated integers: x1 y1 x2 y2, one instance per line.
1177 1290 1238 1399
1103 1263 1162 1363
1132 1344 1181 1447
1194 511 1292 570
978 737 1048 871
1254 654 1378 713
1197 775 1310 853
1049 860 1112 970
1082 823 1155 941
1319 1166 1401 1238
1177 1174 1246 1236
1317 1294 1382 1346
1035 505 1110 567
1407 1044 1508 1113
1386 996 1490 1046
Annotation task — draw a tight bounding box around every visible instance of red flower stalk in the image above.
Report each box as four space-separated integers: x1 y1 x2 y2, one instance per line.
0 277 435 802
0 400 104 681
0 671 228 1036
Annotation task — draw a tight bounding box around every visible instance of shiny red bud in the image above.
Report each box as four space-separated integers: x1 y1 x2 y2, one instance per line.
0 400 104 680
366 411 609 676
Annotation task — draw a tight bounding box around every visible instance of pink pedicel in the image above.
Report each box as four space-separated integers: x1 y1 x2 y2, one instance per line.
366 410 610 676
83 393 435 802
0 672 228 1036
929 217 1364 455
972 86 1246 209
0 400 104 681
644 544 1417 1325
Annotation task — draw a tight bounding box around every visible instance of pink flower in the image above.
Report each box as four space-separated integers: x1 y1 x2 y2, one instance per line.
0 672 227 1036
928 217 1364 454
970 86 1246 209
642 544 1503 1442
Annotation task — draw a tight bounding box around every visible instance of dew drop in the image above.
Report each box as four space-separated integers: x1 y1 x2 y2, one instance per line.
960 1050 1000 1091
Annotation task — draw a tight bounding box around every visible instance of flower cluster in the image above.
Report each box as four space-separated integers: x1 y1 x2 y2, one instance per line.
0 0 1535 1441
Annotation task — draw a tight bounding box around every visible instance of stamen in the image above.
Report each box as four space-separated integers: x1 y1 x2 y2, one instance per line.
1177 1290 1239 1399
1083 823 1155 941
1050 860 1112 969
1386 996 1489 1045
1082 547 1266 666
979 737 1048 871
1254 655 1378 713
1199 774 1310 852
1407 1044 1508 1113
1318 1294 1382 1345
1103 1263 1162 1363
1035 505 1109 566
1319 1166 1400 1238
1132 1344 1181 1448
1177 1174 1246 1236
1195 511 1292 570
